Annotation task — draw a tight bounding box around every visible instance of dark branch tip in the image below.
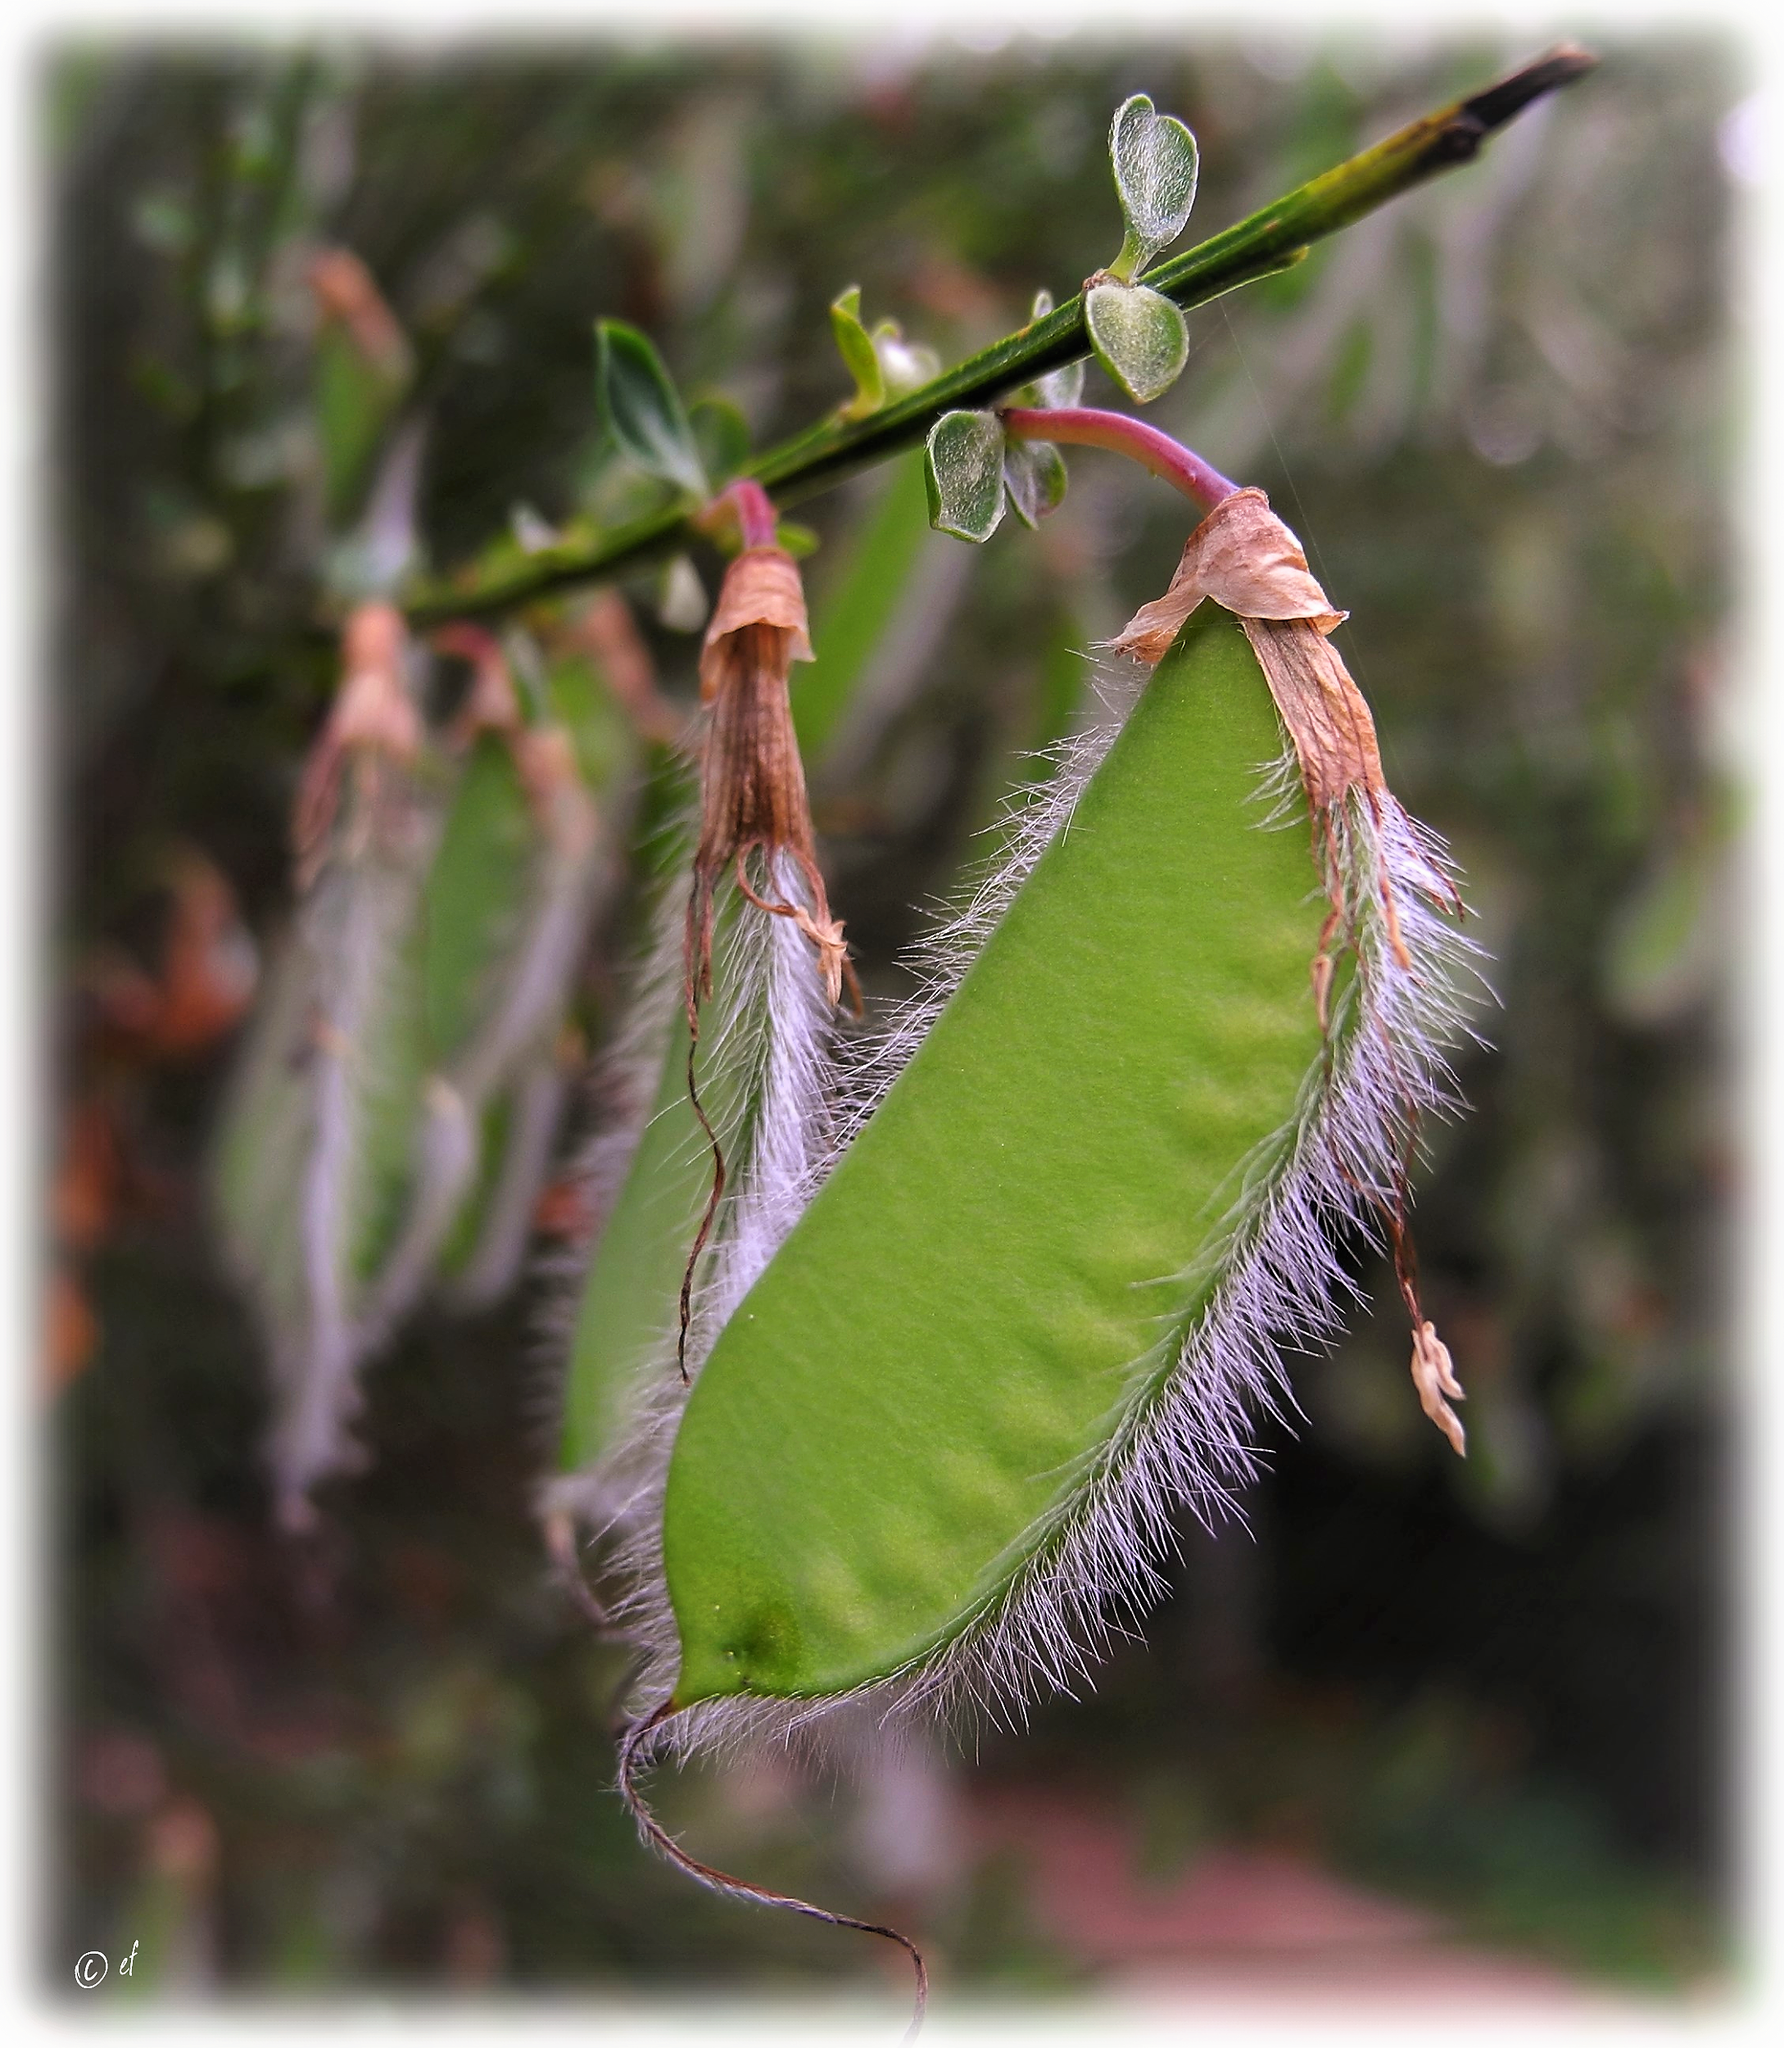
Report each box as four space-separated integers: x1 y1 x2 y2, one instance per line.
1461 44 1599 134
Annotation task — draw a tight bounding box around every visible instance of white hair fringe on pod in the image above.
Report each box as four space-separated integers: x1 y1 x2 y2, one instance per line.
613 490 1490 1776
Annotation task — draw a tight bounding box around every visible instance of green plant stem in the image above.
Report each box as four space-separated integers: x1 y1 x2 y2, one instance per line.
406 44 1594 629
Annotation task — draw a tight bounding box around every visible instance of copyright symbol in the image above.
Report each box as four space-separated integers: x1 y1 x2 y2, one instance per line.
74 1950 107 1988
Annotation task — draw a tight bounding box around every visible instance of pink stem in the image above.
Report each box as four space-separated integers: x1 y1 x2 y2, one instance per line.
999 406 1240 511
697 477 780 553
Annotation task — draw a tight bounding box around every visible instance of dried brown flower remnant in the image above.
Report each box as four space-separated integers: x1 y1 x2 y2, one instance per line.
688 547 851 1010
308 248 412 382
1110 488 1383 809
292 602 423 889
567 588 684 749
513 725 601 864
430 623 600 862
1112 488 1341 654
432 622 521 748
674 541 851 1382
1410 1320 1466 1456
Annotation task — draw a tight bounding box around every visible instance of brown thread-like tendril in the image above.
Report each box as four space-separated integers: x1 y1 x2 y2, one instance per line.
618 1701 928 2041
676 874 729 1386
1312 796 1465 1456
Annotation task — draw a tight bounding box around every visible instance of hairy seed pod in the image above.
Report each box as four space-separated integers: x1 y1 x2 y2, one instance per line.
541 542 853 1601
214 603 435 1531
359 632 605 1344
619 507 1481 1777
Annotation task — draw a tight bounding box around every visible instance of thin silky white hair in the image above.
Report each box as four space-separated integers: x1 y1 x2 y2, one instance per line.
359 805 606 1344
445 1049 571 1312
265 844 431 1527
617 654 1490 1776
527 878 688 1493
539 847 838 1549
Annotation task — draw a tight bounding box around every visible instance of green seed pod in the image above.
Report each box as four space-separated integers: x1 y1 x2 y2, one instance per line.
439 1044 576 1311
541 543 849 1596
216 612 613 1528
544 460 973 1572
357 632 606 1343
618 502 1477 1760
212 602 435 1529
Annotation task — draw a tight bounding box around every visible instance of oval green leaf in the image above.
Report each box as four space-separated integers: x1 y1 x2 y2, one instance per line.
1085 280 1189 405
830 285 885 422
1003 437 1068 530
596 318 708 498
1108 94 1200 278
924 409 1005 544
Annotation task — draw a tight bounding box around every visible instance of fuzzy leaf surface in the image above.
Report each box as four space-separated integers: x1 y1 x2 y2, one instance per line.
1003 437 1068 529
1085 280 1189 404
924 409 1005 543
1108 93 1200 276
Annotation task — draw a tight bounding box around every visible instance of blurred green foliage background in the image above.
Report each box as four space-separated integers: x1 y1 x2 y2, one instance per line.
50 28 1740 2006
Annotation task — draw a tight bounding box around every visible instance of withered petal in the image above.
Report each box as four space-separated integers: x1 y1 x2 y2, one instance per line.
1240 617 1384 809
1109 487 1345 665
699 547 814 702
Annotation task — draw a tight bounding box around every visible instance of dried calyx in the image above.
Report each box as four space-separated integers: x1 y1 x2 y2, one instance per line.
431 621 599 864
690 546 850 1007
1111 487 1385 809
675 480 856 1377
292 601 423 889
1112 478 1469 1457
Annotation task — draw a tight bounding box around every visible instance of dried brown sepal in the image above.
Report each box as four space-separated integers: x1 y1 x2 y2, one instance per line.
1110 487 1344 662
429 623 599 858
292 602 423 890
513 725 600 861
688 547 844 1010
432 622 521 749
697 547 814 701
1410 1320 1467 1457
676 545 850 1381
1110 489 1384 815
1239 619 1385 812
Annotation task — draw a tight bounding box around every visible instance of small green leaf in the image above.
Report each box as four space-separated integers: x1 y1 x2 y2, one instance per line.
1034 356 1085 409
595 319 708 498
1085 280 1189 405
1108 93 1199 279
924 410 1005 543
1003 437 1068 529
1025 289 1085 410
830 285 885 421
315 324 409 528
